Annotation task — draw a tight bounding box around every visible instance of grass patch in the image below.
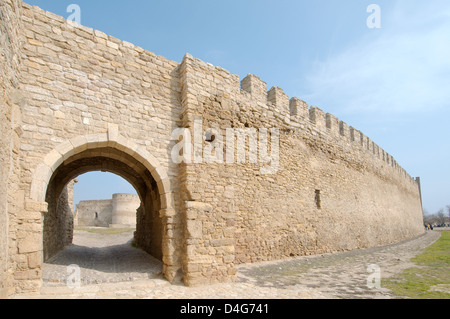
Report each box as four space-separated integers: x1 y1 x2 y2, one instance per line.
74 227 134 235
383 231 450 299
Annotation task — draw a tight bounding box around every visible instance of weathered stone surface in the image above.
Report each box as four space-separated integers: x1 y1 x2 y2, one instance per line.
18 233 41 254
186 220 203 239
0 0 424 297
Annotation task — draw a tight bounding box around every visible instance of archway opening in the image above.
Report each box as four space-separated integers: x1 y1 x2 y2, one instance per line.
42 147 164 284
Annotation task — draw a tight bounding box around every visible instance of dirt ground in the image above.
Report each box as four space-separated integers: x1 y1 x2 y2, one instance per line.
20 228 442 299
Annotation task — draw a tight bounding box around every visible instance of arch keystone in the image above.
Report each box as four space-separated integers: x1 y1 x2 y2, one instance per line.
85 133 108 149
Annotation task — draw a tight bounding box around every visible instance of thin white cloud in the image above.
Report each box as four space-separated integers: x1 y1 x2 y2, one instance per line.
302 0 450 115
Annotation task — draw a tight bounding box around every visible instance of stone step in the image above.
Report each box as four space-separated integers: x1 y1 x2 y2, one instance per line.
39 278 171 298
43 270 163 287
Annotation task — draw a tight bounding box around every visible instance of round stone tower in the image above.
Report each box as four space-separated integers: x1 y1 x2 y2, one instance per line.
110 193 140 228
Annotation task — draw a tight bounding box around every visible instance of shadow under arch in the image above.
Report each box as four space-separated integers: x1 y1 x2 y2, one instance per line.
29 131 178 283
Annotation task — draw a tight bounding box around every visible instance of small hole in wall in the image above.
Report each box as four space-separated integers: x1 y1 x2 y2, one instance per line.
315 190 322 209
94 212 98 219
205 133 215 142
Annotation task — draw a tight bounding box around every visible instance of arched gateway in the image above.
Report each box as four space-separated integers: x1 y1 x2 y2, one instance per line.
29 130 179 283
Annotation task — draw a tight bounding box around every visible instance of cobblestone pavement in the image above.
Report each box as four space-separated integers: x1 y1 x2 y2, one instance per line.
42 229 163 285
15 229 441 299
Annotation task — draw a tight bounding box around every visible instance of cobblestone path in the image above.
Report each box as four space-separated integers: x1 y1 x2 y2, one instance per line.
14 229 441 299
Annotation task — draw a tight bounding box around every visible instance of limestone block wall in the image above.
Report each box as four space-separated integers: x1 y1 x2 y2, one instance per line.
135 187 164 261
43 179 76 261
1 0 184 295
178 54 424 285
0 0 425 296
74 199 112 227
0 0 25 297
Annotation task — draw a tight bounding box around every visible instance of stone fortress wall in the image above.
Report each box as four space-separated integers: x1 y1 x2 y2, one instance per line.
74 193 140 228
0 0 424 296
178 55 424 285
0 0 25 297
74 199 112 228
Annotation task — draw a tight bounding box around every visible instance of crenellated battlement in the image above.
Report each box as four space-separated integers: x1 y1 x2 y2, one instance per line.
289 97 309 119
112 193 139 200
241 74 416 182
179 51 417 185
240 74 267 101
234 72 417 184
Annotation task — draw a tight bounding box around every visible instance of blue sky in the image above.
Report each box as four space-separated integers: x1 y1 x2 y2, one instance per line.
24 0 450 215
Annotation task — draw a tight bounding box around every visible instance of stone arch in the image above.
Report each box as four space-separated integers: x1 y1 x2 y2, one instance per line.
30 130 172 212
29 128 177 282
